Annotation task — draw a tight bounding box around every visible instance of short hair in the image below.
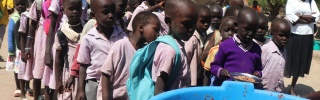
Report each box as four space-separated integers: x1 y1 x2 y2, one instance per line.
63 0 82 6
258 13 268 24
128 0 140 5
224 6 241 17
208 4 223 14
271 18 291 34
132 11 160 32
165 0 198 18
198 4 211 15
219 16 237 30
237 7 259 24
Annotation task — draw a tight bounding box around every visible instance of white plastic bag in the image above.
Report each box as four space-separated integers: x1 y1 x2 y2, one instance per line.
6 55 14 71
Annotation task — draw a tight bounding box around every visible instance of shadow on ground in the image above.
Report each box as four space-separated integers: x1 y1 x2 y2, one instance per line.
281 84 316 96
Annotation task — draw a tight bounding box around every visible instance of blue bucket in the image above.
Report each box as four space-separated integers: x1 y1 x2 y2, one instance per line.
314 40 320 51
150 81 307 100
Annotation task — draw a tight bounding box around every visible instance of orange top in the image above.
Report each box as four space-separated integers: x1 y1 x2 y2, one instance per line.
251 6 261 13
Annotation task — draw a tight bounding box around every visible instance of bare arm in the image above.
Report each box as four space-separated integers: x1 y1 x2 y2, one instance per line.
101 73 113 100
54 50 63 93
77 64 88 100
45 12 58 67
154 72 169 95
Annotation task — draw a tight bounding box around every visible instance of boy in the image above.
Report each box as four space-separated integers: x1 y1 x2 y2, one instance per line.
77 0 127 100
115 0 128 29
210 7 262 86
261 18 290 92
202 4 223 65
0 0 14 51
253 13 269 46
185 5 211 86
99 11 160 100
153 0 198 94
7 0 29 98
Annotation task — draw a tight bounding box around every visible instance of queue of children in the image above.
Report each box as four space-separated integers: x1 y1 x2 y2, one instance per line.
5 0 317 100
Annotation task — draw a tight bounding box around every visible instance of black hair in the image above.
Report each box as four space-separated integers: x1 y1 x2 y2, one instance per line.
258 13 268 24
219 16 236 30
132 11 160 32
128 0 140 5
224 6 241 17
165 0 198 18
270 18 291 35
208 4 222 14
198 4 211 15
63 0 82 6
237 7 258 23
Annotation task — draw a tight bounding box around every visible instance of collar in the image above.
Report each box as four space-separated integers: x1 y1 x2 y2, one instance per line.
268 40 286 55
60 20 85 42
233 34 253 52
91 25 123 41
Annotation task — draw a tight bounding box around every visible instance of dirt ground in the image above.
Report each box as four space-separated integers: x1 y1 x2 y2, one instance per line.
0 26 319 100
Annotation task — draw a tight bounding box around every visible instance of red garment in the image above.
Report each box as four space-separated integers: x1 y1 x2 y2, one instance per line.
70 44 81 77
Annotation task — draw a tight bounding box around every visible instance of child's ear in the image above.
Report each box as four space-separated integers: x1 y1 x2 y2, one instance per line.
165 16 171 26
139 24 144 35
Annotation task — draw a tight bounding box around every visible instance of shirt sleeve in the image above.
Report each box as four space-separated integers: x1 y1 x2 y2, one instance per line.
152 44 176 82
286 0 299 23
100 45 120 77
27 2 39 21
210 45 226 78
49 0 61 15
70 44 81 77
18 15 27 33
7 18 15 55
6 0 14 9
311 0 320 23
77 35 91 65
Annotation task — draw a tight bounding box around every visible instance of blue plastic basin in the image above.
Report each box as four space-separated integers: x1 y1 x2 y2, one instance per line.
150 81 307 100
314 40 320 50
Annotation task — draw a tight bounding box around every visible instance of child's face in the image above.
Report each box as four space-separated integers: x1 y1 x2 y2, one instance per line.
64 0 82 23
15 0 27 14
255 18 268 40
237 16 259 43
272 24 290 47
170 7 198 41
214 0 224 6
210 8 223 28
220 19 236 41
94 0 116 28
115 0 128 19
196 12 211 32
142 17 161 43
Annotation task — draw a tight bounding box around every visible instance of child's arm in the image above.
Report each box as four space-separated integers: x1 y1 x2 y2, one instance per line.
101 73 112 100
45 13 58 68
146 1 165 12
24 19 37 60
20 31 27 62
154 72 169 95
54 49 64 94
202 33 216 62
210 46 229 79
78 64 88 100
253 49 263 77
7 19 16 58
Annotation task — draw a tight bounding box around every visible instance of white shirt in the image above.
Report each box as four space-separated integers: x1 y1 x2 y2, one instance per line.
286 0 320 35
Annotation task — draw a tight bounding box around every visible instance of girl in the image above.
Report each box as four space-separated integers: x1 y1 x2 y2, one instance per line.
54 0 84 99
99 11 160 100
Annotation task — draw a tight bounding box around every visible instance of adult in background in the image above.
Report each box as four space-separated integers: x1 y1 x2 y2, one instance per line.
285 0 320 95
0 0 14 61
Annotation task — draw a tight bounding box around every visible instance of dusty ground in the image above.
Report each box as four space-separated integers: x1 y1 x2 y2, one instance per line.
0 26 319 100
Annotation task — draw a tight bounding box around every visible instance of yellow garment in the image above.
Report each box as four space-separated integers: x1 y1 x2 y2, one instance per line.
204 45 219 71
0 0 14 25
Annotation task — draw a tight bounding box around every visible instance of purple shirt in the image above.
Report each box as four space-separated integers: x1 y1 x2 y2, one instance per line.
210 35 262 86
77 26 127 81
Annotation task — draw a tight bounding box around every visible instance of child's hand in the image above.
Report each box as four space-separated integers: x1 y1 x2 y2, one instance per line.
157 1 165 10
65 76 75 92
77 90 86 100
56 81 64 94
253 72 261 78
45 53 53 68
219 69 230 79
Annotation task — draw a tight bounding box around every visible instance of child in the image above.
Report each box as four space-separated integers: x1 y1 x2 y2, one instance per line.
261 18 290 92
124 0 142 25
202 4 223 65
98 11 160 100
115 0 128 29
253 13 269 47
224 6 241 17
251 0 261 13
152 0 198 94
206 4 223 35
210 7 262 86
204 16 237 85
185 5 211 86
126 0 168 36
54 0 83 99
7 0 29 98
212 0 224 6
77 0 127 99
